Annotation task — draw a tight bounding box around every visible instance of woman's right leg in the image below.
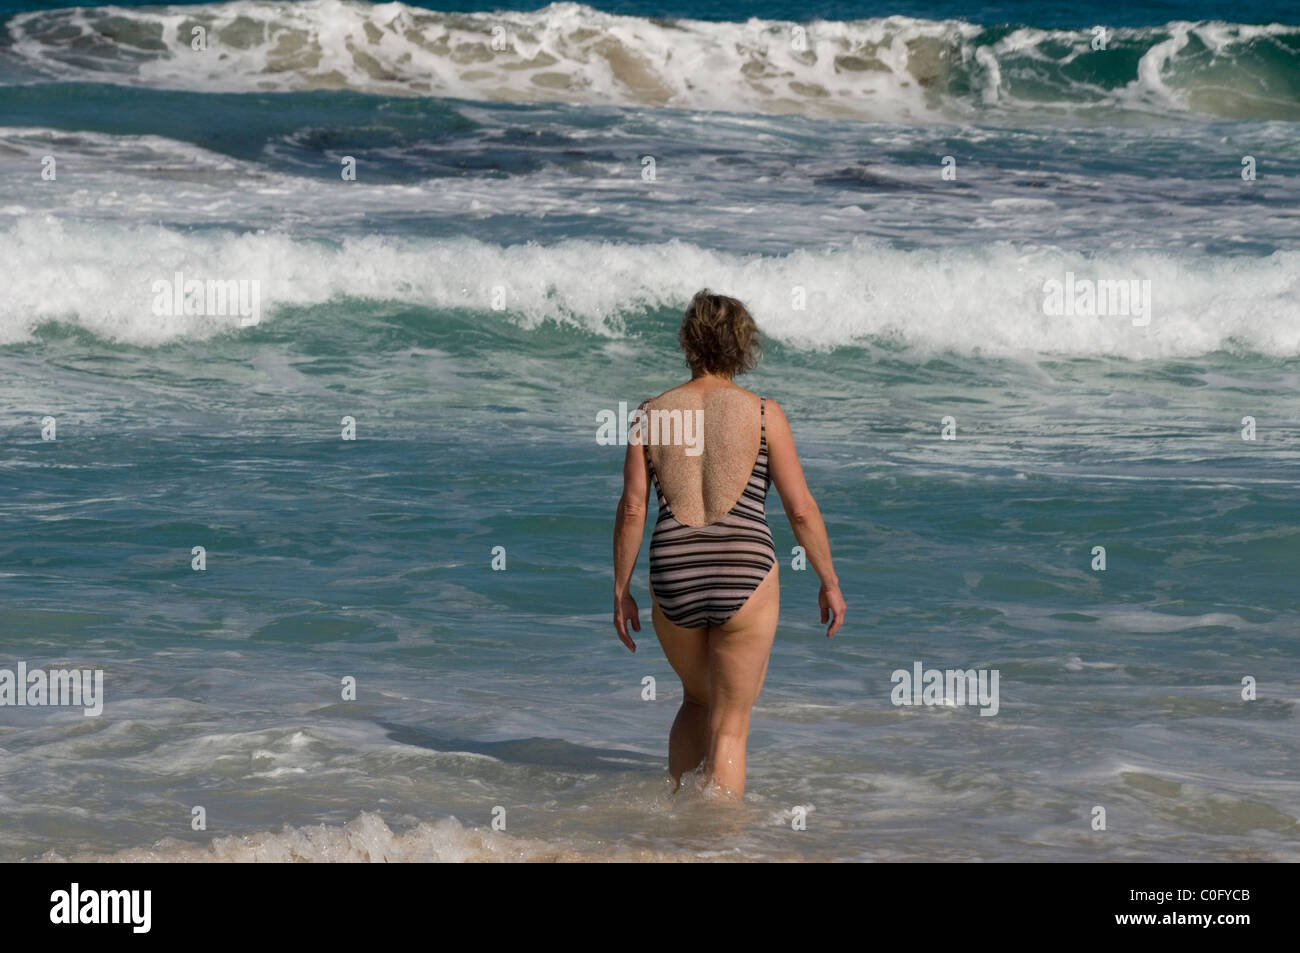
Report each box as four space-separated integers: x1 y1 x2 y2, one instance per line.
705 564 779 798
652 602 711 790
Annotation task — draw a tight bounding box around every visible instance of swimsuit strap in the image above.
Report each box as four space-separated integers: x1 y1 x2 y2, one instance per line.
760 396 766 444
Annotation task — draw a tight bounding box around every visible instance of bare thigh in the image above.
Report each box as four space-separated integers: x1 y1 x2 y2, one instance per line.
709 564 780 718
652 599 710 703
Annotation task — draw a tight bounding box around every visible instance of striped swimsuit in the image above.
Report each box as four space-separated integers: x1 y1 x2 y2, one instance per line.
643 397 777 629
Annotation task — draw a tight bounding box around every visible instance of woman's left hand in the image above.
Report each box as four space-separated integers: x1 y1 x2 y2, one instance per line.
613 593 641 652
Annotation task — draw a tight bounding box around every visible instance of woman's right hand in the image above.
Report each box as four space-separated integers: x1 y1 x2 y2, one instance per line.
819 583 846 638
613 592 640 653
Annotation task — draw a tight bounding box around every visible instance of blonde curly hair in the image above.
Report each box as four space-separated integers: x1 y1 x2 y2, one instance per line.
677 289 762 377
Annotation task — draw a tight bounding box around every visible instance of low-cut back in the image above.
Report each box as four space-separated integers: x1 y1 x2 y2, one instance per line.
639 395 776 629
645 390 763 526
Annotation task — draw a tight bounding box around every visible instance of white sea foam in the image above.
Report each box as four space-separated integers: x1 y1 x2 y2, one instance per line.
5 2 1300 120
3 217 1297 358
39 810 682 862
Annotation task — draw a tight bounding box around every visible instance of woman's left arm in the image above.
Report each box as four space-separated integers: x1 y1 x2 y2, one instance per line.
612 433 650 652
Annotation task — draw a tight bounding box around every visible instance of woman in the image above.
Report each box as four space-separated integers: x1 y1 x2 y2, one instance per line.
612 289 846 799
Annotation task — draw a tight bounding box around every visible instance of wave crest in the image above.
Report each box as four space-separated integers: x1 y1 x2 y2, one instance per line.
4 218 1298 358
6 1 1300 121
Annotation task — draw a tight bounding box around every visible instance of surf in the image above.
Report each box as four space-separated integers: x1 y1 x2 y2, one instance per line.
4 1 1300 121
2 218 1298 358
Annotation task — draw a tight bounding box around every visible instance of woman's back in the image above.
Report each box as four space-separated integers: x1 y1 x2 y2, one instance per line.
645 381 763 527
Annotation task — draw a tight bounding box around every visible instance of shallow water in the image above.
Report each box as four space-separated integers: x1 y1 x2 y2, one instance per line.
1 0 1298 861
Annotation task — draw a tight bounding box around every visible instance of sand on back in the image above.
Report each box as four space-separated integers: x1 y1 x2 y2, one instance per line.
645 383 762 527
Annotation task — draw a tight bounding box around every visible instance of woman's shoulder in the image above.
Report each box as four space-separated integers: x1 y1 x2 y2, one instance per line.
737 390 788 428
719 384 776 412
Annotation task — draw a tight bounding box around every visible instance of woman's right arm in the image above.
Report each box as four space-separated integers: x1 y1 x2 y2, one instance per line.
764 398 846 638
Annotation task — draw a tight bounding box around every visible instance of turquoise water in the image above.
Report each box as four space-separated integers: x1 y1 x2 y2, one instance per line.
1 1 1298 861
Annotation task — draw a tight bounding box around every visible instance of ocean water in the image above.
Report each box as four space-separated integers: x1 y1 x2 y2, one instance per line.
1 0 1298 862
